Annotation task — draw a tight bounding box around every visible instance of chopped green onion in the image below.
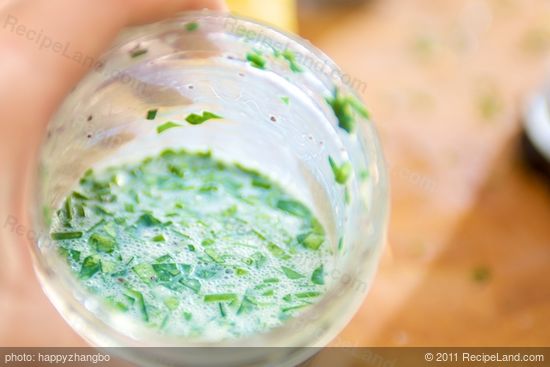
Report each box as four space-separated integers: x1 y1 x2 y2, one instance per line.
328 156 352 185
125 289 148 321
133 263 156 283
153 263 180 281
276 199 311 217
185 111 222 125
298 232 324 251
311 265 325 285
267 242 289 259
153 234 165 242
137 213 162 227
237 296 257 315
185 22 199 32
146 109 158 120
180 278 201 293
157 121 182 134
51 231 83 240
295 291 321 299
246 51 266 69
204 293 238 303
130 48 148 58
80 256 101 280
281 266 304 280
89 233 116 253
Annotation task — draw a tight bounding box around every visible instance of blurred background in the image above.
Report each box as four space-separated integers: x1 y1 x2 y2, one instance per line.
2 0 550 347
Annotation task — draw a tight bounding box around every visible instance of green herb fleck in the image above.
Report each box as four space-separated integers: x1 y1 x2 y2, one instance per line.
157 121 182 134
89 233 116 253
246 51 266 69
51 231 83 240
185 22 199 32
130 48 148 58
298 232 324 251
164 297 180 311
472 266 491 283
133 263 156 283
146 109 158 120
329 156 352 185
185 111 222 125
80 256 101 280
204 293 238 303
311 265 325 285
153 263 180 281
281 266 304 280
153 234 165 242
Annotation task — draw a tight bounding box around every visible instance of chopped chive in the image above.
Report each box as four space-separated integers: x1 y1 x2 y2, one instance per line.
267 243 289 259
328 156 352 185
185 22 199 32
51 231 83 240
262 289 274 296
246 51 266 69
89 233 116 253
347 96 370 119
204 293 238 303
235 268 248 276
72 191 89 200
311 265 325 285
237 296 257 315
180 278 201 293
263 278 280 284
153 263 180 281
157 121 182 134
472 266 491 283
218 302 227 318
125 289 148 321
338 237 344 251
153 234 165 242
130 48 148 58
295 291 321 299
137 213 161 227
168 164 184 178
344 187 350 204
146 109 158 120
204 248 224 264
80 256 101 280
279 50 302 73
183 311 193 321
251 176 272 189
185 111 222 125
298 232 324 250
164 297 180 311
64 196 73 221
101 260 117 274
156 254 172 263
281 96 290 105
282 303 310 313
281 266 304 280
133 263 156 283
276 199 311 217
75 204 86 217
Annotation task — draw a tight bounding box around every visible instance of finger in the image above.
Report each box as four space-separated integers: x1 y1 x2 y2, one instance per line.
124 0 228 25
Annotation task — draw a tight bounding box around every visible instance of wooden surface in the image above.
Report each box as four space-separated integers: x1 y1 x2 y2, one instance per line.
1 0 550 347
299 0 550 346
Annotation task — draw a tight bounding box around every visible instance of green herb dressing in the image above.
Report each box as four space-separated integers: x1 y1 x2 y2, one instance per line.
50 149 332 339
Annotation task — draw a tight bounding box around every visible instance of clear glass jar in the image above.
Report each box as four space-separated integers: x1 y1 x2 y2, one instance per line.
30 11 389 367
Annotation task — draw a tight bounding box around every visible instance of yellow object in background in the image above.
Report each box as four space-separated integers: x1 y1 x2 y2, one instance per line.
226 0 298 33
